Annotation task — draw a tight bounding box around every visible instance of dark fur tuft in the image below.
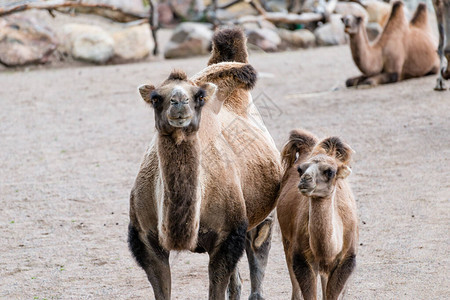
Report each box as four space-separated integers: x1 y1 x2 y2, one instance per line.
158 135 200 250
410 3 428 27
317 136 353 164
213 64 257 90
389 1 404 21
208 28 249 65
209 222 247 284
167 69 188 81
281 129 318 170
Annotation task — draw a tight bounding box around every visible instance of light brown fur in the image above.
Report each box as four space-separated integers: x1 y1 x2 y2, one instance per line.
277 129 358 300
129 28 281 300
343 1 440 87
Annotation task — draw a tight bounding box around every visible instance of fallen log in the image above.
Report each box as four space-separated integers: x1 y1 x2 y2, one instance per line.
0 0 148 22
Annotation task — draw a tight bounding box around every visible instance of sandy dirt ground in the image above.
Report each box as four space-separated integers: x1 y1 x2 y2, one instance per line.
1 43 449 299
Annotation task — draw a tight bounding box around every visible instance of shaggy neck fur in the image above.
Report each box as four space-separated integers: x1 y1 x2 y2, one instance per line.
308 187 343 265
349 24 382 76
157 132 201 250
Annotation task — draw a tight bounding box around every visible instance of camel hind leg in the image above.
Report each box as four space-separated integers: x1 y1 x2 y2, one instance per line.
208 222 247 300
128 224 171 299
245 213 274 300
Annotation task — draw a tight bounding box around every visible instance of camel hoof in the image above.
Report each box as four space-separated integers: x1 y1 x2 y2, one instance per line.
434 79 447 91
345 78 358 87
249 292 265 300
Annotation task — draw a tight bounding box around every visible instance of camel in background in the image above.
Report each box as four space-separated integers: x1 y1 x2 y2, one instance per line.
342 1 439 87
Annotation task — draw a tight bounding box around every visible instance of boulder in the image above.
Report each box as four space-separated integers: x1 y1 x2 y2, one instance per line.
334 2 368 23
314 14 347 46
113 24 153 61
164 22 213 59
278 28 316 48
158 3 174 26
366 22 382 41
0 16 58 67
246 28 281 52
363 0 391 28
62 24 114 63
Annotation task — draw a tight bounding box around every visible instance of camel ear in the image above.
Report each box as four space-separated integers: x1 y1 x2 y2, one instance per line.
201 82 217 98
316 136 354 165
337 165 352 179
201 83 222 114
138 84 156 104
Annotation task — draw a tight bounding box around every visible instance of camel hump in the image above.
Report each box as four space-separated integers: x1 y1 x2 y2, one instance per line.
208 28 249 65
281 129 318 170
387 1 405 24
410 3 428 29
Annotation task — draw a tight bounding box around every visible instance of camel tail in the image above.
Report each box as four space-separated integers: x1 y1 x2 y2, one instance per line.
410 3 428 29
208 27 249 65
281 129 318 170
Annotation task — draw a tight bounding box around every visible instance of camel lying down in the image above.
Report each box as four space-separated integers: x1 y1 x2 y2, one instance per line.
128 28 281 299
343 1 439 87
277 129 359 300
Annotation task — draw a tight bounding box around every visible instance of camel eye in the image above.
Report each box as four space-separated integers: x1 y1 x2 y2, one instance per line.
324 168 335 179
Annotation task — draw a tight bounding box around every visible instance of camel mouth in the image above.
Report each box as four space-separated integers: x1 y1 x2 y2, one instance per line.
298 186 316 196
168 116 193 127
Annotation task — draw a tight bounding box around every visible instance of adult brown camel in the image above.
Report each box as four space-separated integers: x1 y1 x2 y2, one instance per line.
342 1 440 87
128 28 281 300
277 130 358 300
433 0 450 90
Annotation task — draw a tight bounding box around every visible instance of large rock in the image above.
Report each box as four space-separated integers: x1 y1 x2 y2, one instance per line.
0 16 58 67
363 0 391 28
278 28 316 48
113 24 153 61
334 2 368 23
246 28 281 52
314 14 347 46
62 23 114 64
164 22 213 59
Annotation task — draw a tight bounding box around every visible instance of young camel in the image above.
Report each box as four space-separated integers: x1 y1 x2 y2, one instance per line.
342 1 440 87
128 28 281 300
433 0 450 90
277 129 358 300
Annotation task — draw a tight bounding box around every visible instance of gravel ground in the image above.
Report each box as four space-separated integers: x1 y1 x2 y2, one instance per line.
1 44 449 299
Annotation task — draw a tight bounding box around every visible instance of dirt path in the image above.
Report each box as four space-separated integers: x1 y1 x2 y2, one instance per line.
1 45 449 299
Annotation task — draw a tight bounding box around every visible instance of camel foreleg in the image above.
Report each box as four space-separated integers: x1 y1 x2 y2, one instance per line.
359 72 399 86
208 222 247 300
245 213 274 300
325 253 356 300
292 251 317 300
128 225 171 299
345 75 368 87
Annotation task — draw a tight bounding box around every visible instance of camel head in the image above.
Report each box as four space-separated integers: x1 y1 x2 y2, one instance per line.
297 137 353 198
138 70 217 136
341 15 363 35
